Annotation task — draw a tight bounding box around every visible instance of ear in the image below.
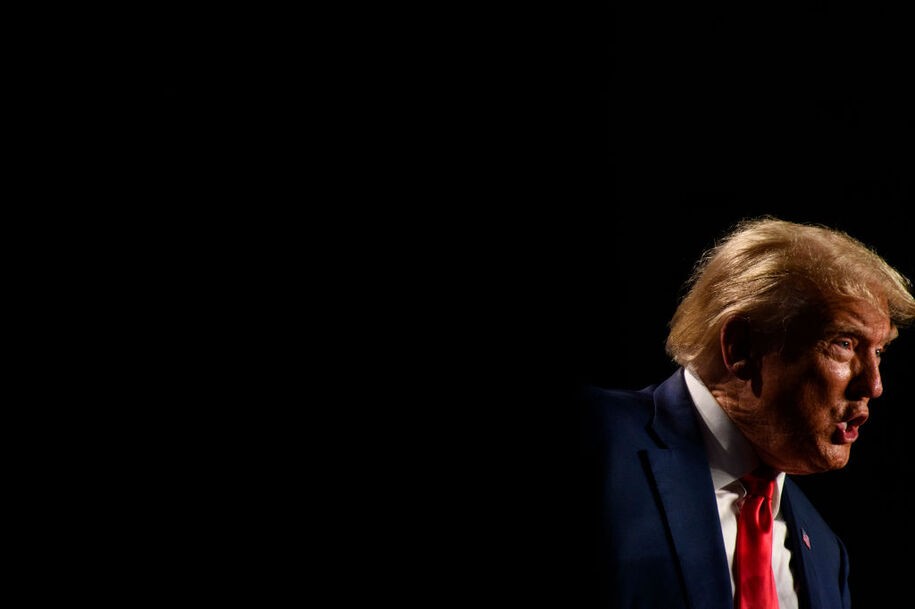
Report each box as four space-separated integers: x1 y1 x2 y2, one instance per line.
720 316 754 380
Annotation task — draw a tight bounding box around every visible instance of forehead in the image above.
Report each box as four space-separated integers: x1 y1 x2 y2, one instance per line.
821 296 895 342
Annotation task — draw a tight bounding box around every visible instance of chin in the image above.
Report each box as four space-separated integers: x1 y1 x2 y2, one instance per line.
787 447 850 474
821 445 852 470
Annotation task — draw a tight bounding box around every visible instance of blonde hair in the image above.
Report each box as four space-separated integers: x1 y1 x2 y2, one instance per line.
666 216 915 370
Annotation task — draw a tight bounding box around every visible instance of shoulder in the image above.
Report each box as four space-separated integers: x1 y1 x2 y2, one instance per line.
577 382 656 404
575 382 659 448
576 382 658 421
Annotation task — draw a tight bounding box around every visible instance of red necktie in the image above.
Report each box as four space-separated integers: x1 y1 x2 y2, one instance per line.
735 467 779 609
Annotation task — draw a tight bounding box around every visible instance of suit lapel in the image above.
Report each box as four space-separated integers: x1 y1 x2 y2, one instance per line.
780 486 822 609
644 370 733 609
646 449 733 609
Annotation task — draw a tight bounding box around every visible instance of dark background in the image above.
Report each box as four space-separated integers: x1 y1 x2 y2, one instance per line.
138 4 912 605
488 3 914 607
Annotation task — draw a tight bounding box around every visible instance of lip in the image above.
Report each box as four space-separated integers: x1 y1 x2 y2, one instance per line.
834 412 869 444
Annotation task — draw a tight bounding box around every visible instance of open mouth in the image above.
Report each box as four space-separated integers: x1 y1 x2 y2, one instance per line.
834 413 868 444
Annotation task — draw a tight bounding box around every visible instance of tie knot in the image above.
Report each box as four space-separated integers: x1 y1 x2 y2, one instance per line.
741 466 777 500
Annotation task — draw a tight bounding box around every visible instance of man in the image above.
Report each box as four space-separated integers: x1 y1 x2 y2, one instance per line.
578 217 915 608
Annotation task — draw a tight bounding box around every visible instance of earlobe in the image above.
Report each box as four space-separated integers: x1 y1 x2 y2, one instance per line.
729 358 755 381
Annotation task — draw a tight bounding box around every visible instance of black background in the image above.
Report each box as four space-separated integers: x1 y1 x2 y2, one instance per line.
477 3 914 607
138 3 912 605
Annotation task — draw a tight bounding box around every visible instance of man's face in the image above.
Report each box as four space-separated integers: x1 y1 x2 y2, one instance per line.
741 297 896 475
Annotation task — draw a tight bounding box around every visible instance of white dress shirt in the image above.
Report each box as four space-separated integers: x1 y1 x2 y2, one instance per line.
684 367 799 609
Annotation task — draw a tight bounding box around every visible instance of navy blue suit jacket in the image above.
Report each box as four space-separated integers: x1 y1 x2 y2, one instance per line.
578 368 851 608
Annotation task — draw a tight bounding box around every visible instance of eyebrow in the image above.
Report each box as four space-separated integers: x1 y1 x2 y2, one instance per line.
825 321 897 345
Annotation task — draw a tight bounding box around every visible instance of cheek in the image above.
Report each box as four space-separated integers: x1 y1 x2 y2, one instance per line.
820 358 854 390
795 363 850 423
761 354 819 392
766 359 841 417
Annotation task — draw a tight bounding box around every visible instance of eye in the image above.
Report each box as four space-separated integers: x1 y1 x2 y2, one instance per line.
837 339 853 350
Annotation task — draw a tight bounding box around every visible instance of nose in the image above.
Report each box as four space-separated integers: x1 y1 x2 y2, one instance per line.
852 351 883 400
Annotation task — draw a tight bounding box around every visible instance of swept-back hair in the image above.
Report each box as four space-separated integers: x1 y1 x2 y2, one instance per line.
666 216 915 370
